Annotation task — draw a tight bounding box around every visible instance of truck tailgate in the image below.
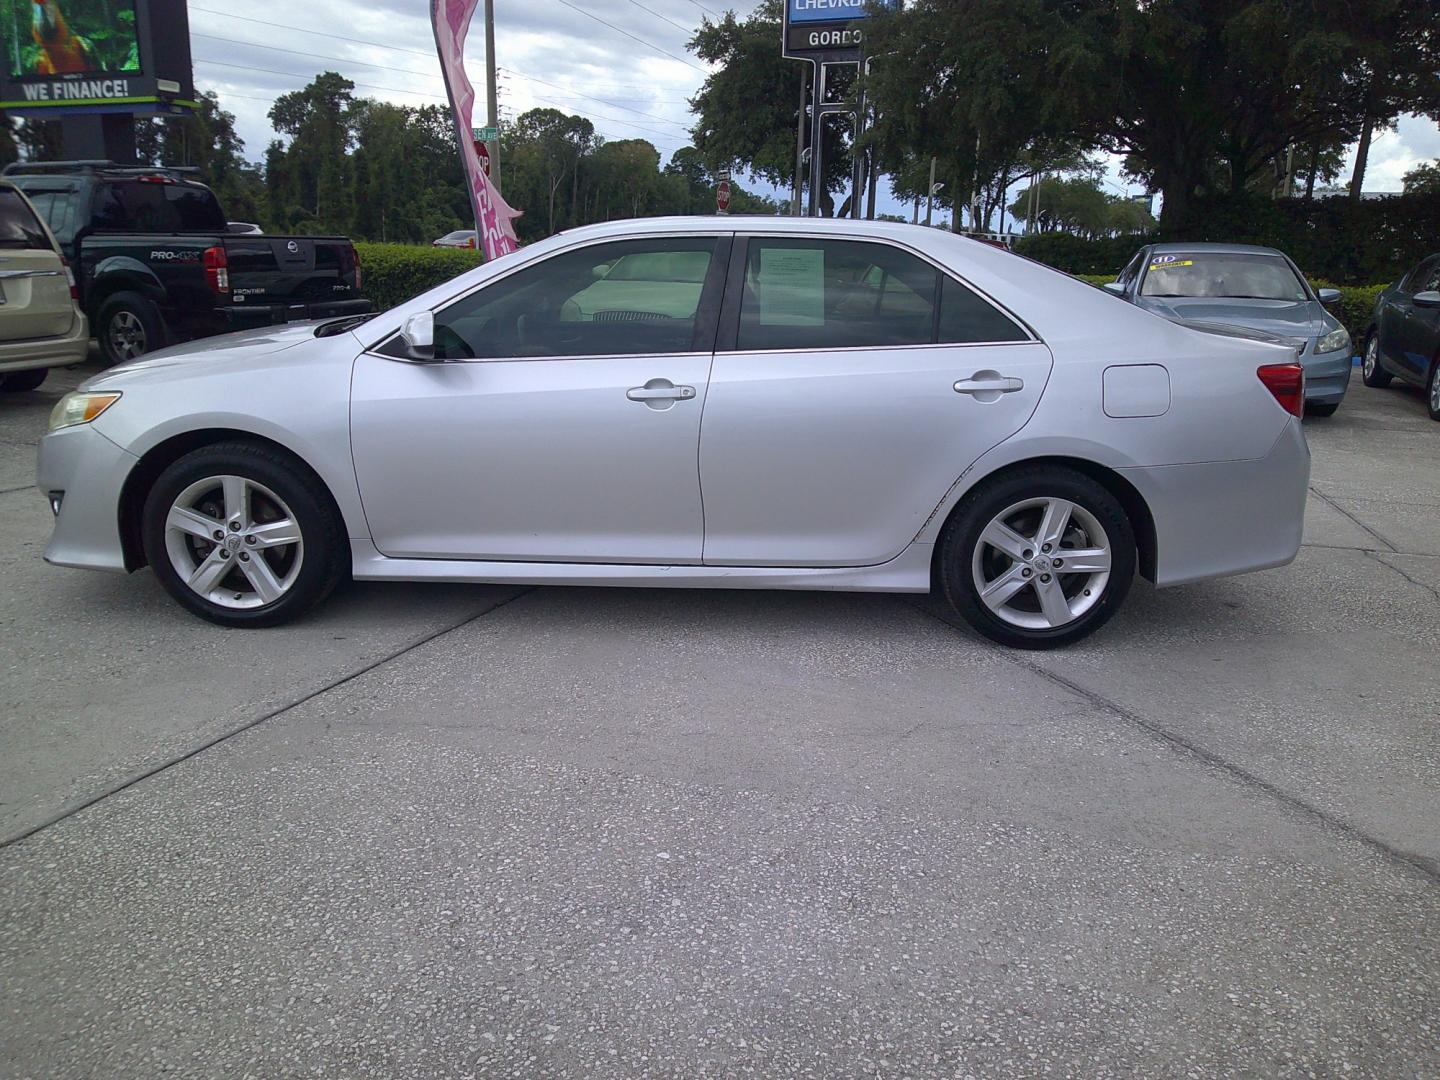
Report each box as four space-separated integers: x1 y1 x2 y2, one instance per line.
225 236 362 309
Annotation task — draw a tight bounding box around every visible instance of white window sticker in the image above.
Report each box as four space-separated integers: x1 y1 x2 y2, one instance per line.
757 246 824 326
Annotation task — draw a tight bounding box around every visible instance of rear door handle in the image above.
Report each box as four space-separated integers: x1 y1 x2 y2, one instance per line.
954 374 1024 395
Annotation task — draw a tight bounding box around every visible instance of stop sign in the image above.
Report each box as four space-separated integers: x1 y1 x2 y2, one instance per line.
716 179 731 213
473 140 491 176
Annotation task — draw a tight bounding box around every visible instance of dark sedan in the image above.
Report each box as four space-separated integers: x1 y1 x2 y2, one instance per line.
1361 253 1440 420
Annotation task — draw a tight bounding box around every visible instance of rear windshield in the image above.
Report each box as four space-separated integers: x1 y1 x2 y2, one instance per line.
0 188 51 250
1140 252 1306 301
91 180 227 233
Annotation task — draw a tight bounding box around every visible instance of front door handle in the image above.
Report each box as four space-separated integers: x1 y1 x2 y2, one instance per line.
627 383 696 402
954 373 1024 395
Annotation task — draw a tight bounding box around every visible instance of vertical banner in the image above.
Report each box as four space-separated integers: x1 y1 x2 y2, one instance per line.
431 0 521 260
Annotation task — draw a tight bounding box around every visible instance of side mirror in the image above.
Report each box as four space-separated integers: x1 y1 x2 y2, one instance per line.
1414 290 1440 309
1317 287 1342 304
401 311 435 360
1102 281 1127 295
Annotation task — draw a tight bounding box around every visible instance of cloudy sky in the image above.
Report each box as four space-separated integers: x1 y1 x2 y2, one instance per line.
189 0 1439 220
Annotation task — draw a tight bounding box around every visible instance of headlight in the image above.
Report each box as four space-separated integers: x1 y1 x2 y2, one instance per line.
1316 327 1350 355
48 392 121 432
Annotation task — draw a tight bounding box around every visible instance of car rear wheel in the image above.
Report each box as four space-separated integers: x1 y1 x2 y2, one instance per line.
97 291 165 366
141 442 347 627
0 368 48 393
938 467 1136 649
1361 333 1392 388
1428 360 1440 422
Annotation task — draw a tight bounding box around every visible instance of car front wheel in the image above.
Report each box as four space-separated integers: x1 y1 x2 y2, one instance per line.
1361 333 1392 388
939 467 1136 649
1428 360 1440 422
140 442 347 627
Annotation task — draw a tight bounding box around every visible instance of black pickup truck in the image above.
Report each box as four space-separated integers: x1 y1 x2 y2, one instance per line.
3 161 370 365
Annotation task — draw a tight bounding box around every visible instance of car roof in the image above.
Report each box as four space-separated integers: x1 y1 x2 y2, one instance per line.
557 215 957 242
1147 241 1287 257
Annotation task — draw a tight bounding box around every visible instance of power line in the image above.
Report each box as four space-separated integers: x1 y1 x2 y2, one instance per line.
552 0 707 72
189 5 438 58
501 68 690 127
193 58 447 100
191 33 439 80
623 0 696 34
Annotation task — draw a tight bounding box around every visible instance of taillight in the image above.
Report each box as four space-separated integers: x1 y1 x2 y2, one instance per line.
60 256 77 301
203 245 229 294
350 244 362 291
1257 362 1305 417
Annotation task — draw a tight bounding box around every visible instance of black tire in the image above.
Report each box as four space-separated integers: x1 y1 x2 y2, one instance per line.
1305 401 1340 418
1427 360 1440 422
938 466 1137 649
0 368 48 392
96 291 165 366
140 441 347 628
1361 331 1392 388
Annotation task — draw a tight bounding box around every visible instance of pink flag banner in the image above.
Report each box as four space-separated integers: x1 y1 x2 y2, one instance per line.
431 0 522 260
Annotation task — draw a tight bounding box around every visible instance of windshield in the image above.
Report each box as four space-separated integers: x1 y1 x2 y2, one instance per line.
1140 253 1306 301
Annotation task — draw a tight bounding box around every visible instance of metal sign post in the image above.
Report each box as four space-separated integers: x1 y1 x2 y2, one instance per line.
781 0 888 217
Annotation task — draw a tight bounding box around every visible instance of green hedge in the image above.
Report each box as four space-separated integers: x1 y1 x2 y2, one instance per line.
1069 273 1379 344
355 242 484 312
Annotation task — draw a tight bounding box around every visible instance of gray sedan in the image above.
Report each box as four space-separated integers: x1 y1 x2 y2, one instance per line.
36 218 1310 649
1106 243 1353 416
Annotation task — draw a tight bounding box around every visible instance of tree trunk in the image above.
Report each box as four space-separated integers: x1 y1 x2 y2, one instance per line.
1349 112 1373 203
1157 173 1195 235
1304 140 1319 201
865 153 878 220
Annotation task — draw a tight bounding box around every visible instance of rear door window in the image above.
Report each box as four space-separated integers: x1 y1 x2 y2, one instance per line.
733 237 1026 351
0 188 52 250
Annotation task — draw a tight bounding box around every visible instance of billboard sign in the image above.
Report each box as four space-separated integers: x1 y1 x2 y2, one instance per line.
0 0 195 114
783 0 893 61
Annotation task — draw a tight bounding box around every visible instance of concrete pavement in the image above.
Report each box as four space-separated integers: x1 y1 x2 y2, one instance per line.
1 364 1437 1078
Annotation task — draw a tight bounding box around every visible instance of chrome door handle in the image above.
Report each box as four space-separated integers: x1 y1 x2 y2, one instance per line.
954 374 1024 395
627 384 695 401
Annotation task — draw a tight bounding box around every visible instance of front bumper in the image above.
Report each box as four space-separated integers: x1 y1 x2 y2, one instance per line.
1119 417 1310 588
0 314 89 374
1301 346 1352 404
35 422 136 573
219 298 373 332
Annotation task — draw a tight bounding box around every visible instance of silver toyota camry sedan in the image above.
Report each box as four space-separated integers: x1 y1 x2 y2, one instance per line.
36 218 1310 648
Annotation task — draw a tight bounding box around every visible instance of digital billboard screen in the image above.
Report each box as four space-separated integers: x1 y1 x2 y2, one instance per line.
4 0 141 78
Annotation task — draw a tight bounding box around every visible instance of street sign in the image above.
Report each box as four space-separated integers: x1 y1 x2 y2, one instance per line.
716 179 732 214
472 125 499 143
781 0 893 62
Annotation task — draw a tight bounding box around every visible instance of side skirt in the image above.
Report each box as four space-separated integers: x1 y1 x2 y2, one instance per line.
349 540 934 593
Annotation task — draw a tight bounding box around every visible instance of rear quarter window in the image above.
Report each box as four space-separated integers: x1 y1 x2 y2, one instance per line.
0 188 52 250
91 181 227 233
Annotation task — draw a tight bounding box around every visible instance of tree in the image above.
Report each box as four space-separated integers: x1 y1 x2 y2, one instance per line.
134 91 265 221
688 0 851 215
266 72 356 232
1403 160 1440 195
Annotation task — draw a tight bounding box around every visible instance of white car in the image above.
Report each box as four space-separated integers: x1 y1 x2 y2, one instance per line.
36 218 1310 647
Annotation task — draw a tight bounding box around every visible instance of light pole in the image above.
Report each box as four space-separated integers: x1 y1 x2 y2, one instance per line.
484 0 502 193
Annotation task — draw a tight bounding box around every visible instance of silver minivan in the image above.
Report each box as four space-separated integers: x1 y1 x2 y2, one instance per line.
0 178 87 393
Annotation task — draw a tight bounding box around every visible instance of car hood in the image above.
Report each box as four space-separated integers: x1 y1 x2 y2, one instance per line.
81 322 332 390
1135 297 1324 341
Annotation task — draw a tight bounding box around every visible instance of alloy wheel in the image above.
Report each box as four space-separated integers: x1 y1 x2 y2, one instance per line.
108 310 148 361
1363 337 1377 379
971 497 1112 630
163 475 304 609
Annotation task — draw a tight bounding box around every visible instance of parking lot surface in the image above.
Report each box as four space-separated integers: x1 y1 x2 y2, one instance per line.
2 363 1438 1078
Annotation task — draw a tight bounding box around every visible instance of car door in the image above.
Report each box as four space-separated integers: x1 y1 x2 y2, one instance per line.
1379 257 1435 379
1398 257 1440 378
698 234 1053 567
350 234 730 563
0 185 75 345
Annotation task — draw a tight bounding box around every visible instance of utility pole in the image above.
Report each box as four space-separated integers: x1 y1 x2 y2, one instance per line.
924 156 936 227
484 0 502 193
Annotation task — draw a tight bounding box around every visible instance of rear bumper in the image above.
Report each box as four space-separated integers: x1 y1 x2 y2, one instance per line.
217 298 373 332
35 422 135 573
0 314 89 374
1302 347 1352 404
1120 417 1310 587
